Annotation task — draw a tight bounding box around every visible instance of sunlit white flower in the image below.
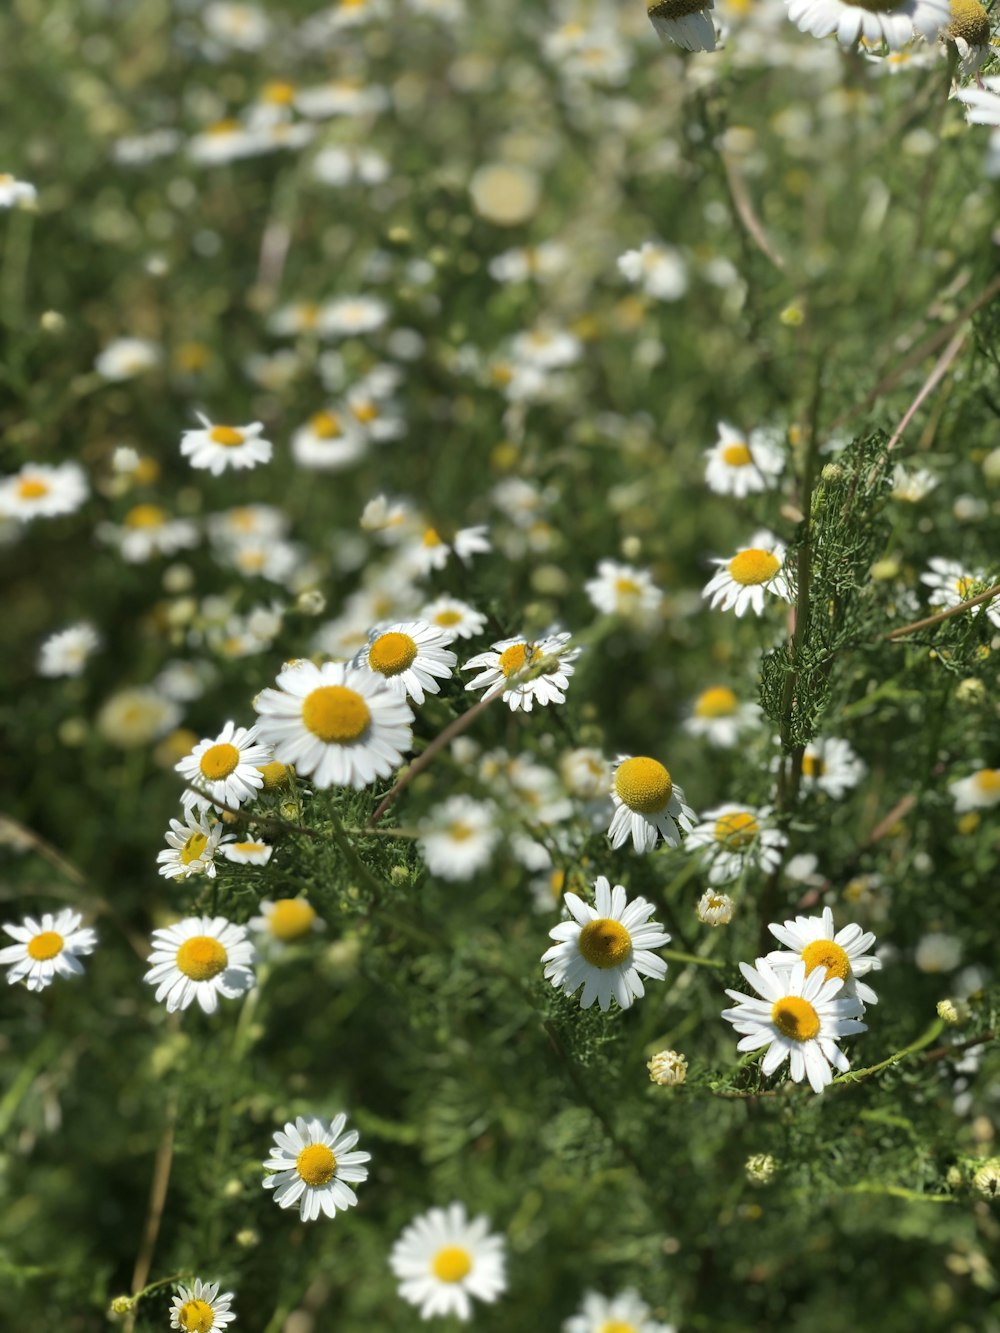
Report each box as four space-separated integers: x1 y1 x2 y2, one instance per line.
563 1288 675 1333
686 804 787 884
294 79 391 120
290 408 367 470
705 422 784 497
617 240 688 301
560 748 612 801
683 685 760 747
157 810 230 881
0 173 37 208
37 623 100 677
262 1113 370 1222
319 295 389 338
950 767 1000 811
221 839 273 866
402 525 491 577
180 414 273 477
697 890 734 927
207 504 288 544
921 558 1000 627
144 916 255 1014
463 631 580 713
188 118 262 165
489 240 568 284
249 897 325 950
0 910 97 992
799 737 865 798
418 797 500 880
786 0 949 49
169 1278 236 1333
419 595 488 641
890 463 938 502
95 337 161 380
585 560 663 621
703 530 791 617
0 462 88 521
355 619 455 703
956 73 1000 126
96 686 182 746
915 932 963 973
313 145 391 187
510 326 581 370
608 755 695 853
766 906 882 1007
100 504 199 562
176 721 271 808
390 1201 507 1322
204 1 271 49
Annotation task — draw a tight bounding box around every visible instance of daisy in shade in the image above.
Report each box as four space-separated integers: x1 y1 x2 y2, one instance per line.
419 595 488 641
463 631 580 713
542 875 670 1012
799 737 865 798
0 461 88 521
647 0 716 52
956 74 1000 126
222 840 273 865
169 1278 236 1333
950 767 1000 811
584 560 663 622
37 623 100 677
785 0 949 48
721 958 866 1094
250 897 325 950
255 660 413 789
157 810 231 880
704 422 784 497
180 413 273 476
418 797 501 880
685 804 787 885
608 755 695 853
176 721 272 808
921 558 1000 628
390 1202 507 1322
703 530 791 617
143 916 255 1014
262 1113 370 1222
564 1288 675 1333
766 907 882 1007
356 620 457 704
0 910 97 992
683 685 760 748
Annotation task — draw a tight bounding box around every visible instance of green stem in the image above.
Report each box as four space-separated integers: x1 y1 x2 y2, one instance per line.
832 1017 945 1086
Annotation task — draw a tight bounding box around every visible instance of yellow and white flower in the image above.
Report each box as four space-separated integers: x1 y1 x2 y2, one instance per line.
0 462 89 521
0 173 36 208
169 1278 236 1333
766 907 882 1007
94 337 161 380
176 721 271 808
357 620 457 704
318 295 389 337
37 623 100 677
696 890 735 927
249 897 324 949
100 504 199 562
290 409 366 471
294 80 390 120
799 737 865 799
96 686 181 746
584 560 663 621
609 755 695 853
390 1202 507 1322
564 1288 675 1333
262 1113 370 1222
222 840 274 866
647 1050 688 1086
312 145 391 187
403 524 491 577
683 685 760 747
785 0 949 48
0 910 97 992
180 414 273 477
921 558 999 627
463 631 580 713
704 422 784 497
702 530 791 617
956 73 1000 126
419 595 488 641
617 239 688 300
143 916 255 1014
949 767 1000 811
418 797 500 880
686 804 787 884
203 1 271 49
157 811 231 880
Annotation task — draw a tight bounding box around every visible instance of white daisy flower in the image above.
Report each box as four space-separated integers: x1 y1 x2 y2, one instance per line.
560 748 612 801
921 558 1000 627
262 1113 370 1222
418 797 501 881
207 504 288 544
157 811 231 881
766 906 882 1007
419 595 488 641
489 240 568 284
463 631 580 713
37 623 101 678
94 337 161 380
176 721 271 809
799 737 865 798
686 804 787 885
915 932 962 973
346 389 406 443
542 875 670 1013
221 840 274 866
647 1050 688 1087
584 560 663 621
510 326 582 370
403 525 491 577
318 295 389 338
956 73 1000 126
220 535 301 585
187 119 262 166
293 80 390 121
702 530 791 617
608 755 695 854
682 686 760 748
254 659 413 789
390 1201 507 1322
100 504 199 563
0 910 97 992
890 464 938 502
950 767 1000 811
96 686 182 746
357 620 457 704
563 1287 675 1333
0 173 37 208
180 414 273 477
785 0 949 49
0 462 89 521
697 890 735 927
704 422 784 497
249 897 325 948
143 916 255 1014
169 1278 236 1332
313 145 391 187
617 240 688 301
204 1 271 50
291 409 366 471
721 958 867 1094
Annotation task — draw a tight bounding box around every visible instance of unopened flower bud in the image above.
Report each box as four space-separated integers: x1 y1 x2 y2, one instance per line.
647 1050 688 1086
746 1153 777 1184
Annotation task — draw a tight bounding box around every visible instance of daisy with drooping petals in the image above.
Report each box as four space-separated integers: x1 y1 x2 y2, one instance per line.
143 916 255 1014
721 959 867 1094
584 560 663 622
686 804 787 885
176 721 272 808
249 897 324 950
683 685 760 747
254 659 413 789
157 810 231 880
463 631 580 713
956 73 1000 126
0 910 97 992
697 889 734 926
608 755 695 853
357 620 457 704
222 840 273 865
169 1278 236 1332
418 797 501 880
950 767 1000 811
704 422 784 497
390 1201 507 1323
0 461 88 521
419 595 488 641
647 0 716 52
563 1287 675 1333
703 530 791 617
785 0 949 49
542 876 670 1012
180 413 273 476
37 623 101 677
921 558 1000 627
262 1113 371 1222
766 906 882 1007
799 737 865 799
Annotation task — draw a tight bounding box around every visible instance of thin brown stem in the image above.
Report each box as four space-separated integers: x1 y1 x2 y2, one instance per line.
126 1091 179 1331
721 153 787 273
884 329 966 454
884 583 1000 640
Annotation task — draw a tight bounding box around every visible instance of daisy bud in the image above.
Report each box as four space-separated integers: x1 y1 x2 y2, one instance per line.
936 998 965 1024
296 589 326 616
955 678 985 706
745 1153 777 1185
108 1296 135 1317
697 890 735 926
820 462 844 483
235 1228 259 1248
972 1160 1000 1198
647 1049 688 1086
40 310 65 333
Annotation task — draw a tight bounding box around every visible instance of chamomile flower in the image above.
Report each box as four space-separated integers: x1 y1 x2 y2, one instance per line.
890 463 938 502
608 755 695 853
157 811 230 880
704 422 785 496
921 558 1000 627
949 767 1000 811
785 0 950 49
765 906 882 1007
419 595 488 641
0 462 89 521
100 504 199 562
560 748 612 801
683 686 760 747
463 631 580 713
584 560 663 621
418 797 501 880
262 1113 370 1222
143 917 255 1014
37 623 101 677
542 875 670 1012
222 840 274 866
96 686 182 746
180 414 273 477
175 721 271 808
0 910 97 992
722 958 866 1094
390 1202 507 1322
0 173 37 208
313 145 391 186
647 0 717 51
318 295 389 337
697 890 735 926
703 530 791 617
403 525 491 577
686 804 787 885
254 659 413 789
291 408 366 472
169 1278 236 1332
357 620 457 704
249 897 324 948
617 240 688 301
799 737 866 798
956 73 1000 126
564 1289 675 1333
95 337 162 380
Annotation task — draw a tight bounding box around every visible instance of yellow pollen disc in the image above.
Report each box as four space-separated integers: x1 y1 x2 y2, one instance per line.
771 996 820 1042
180 832 210 865
728 549 780 586
207 118 241 135
614 756 673 814
947 0 990 44
432 1246 472 1283
722 442 753 467
499 642 532 677
801 939 851 983
695 686 738 718
233 841 265 853
209 425 245 447
974 769 1000 795
600 1323 638 1333
368 632 418 677
302 685 371 743
549 868 566 900
124 503 166 529
176 935 228 981
199 741 241 781
955 576 976 598
17 477 49 500
310 410 342 438
615 577 642 596
263 79 296 104
178 1299 216 1333
713 810 759 849
422 527 443 547
578 917 632 969
802 754 827 778
258 760 292 790
268 899 316 940
296 1142 337 1186
434 609 463 627
448 822 474 842
27 931 64 961
351 400 379 424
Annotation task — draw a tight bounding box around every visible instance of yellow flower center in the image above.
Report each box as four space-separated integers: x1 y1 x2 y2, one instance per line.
27 931 64 961
600 1323 638 1333
802 754 827 778
177 1299 215 1333
695 686 738 718
180 832 210 865
310 410 342 438
124 503 166 529
17 477 49 500
422 527 443 548
199 742 241 781
614 757 673 814
368 631 418 677
549 868 566 901
770 996 820 1042
351 400 379 424
296 1142 337 1186
268 899 317 940
955 576 976 598
614 576 642 597
448 822 474 842
722 442 753 467
499 642 533 677
207 118 241 136
262 79 296 104
947 0 990 44
233 841 265 854
434 609 463 627
297 302 320 329
258 760 292 790
176 936 228 981
713 810 759 849
209 425 245 447
801 939 851 983
973 769 1000 795
431 1246 472 1283
578 918 632 969
302 685 371 743
728 549 780 586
